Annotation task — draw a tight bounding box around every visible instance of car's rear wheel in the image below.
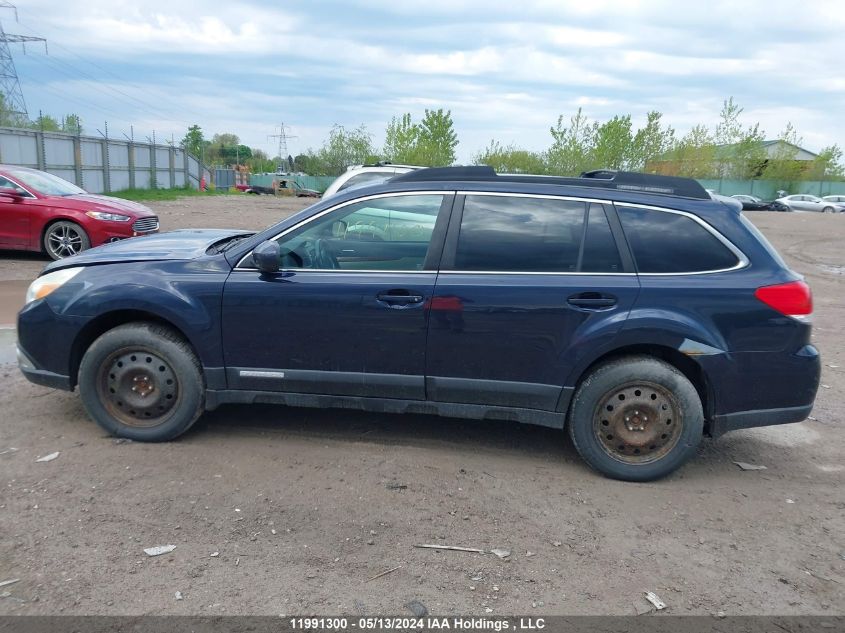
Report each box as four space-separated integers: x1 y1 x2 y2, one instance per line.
44 221 91 260
822 206 835 214
78 323 205 441
567 356 703 481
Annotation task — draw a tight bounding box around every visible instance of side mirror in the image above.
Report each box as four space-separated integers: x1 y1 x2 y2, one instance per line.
252 240 280 273
0 187 23 201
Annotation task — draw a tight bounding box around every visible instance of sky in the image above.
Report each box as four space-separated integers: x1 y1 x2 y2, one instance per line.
7 0 845 162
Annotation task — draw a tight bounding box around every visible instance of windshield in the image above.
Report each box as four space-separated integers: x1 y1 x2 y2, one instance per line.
8 169 86 196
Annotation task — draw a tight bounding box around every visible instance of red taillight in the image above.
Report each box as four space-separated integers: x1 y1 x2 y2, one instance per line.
754 280 813 317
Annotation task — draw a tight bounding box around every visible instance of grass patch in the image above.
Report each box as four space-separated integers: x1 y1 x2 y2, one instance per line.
109 186 241 202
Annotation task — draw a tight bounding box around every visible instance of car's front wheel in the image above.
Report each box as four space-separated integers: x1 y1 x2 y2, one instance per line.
567 356 703 481
44 221 91 260
78 323 205 441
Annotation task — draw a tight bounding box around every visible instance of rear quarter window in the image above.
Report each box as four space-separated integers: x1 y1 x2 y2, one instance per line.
617 205 740 273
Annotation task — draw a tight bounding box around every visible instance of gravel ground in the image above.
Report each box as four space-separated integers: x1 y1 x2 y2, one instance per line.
0 195 842 616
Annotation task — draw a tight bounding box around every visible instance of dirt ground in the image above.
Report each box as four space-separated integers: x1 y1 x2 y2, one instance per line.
0 195 843 616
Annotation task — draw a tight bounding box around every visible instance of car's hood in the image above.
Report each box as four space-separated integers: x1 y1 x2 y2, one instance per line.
45 229 251 272
57 193 156 216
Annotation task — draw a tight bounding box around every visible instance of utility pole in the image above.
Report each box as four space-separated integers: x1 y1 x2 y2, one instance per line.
0 2 46 121
268 123 297 173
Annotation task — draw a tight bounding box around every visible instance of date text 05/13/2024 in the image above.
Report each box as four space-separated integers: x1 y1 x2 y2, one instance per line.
289 617 546 630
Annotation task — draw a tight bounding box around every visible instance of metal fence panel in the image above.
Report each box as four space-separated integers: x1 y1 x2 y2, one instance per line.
0 126 203 192
47 169 76 183
134 146 151 169
44 136 74 167
0 132 38 165
81 141 103 167
135 171 151 189
111 170 131 190
699 178 845 198
109 143 129 168
83 170 105 193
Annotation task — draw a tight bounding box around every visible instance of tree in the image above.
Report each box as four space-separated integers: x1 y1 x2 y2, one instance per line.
630 111 675 172
416 109 458 166
211 132 239 147
760 123 805 187
713 98 766 178
61 114 82 134
807 145 844 180
473 140 547 174
181 124 205 158
32 113 61 132
547 108 594 175
590 115 633 170
656 125 716 178
384 113 421 164
246 148 275 173
308 124 379 175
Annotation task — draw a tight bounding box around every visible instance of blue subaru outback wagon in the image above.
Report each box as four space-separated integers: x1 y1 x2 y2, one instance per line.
17 168 820 481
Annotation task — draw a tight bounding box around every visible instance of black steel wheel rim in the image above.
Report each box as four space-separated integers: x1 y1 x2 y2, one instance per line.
593 381 683 464
96 347 180 427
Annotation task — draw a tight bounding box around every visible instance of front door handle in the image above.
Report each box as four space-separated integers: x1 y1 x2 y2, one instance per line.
567 292 617 310
377 290 425 306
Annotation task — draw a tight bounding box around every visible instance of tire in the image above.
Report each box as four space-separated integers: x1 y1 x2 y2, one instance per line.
567 356 703 481
44 220 91 260
78 322 205 441
822 206 835 214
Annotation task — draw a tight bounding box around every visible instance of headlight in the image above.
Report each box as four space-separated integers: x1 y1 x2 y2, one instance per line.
86 210 131 222
25 267 83 305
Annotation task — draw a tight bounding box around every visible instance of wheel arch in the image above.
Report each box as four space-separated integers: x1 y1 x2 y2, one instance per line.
565 343 715 435
68 310 198 388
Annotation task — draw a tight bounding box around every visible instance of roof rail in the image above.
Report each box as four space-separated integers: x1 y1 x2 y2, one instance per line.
390 167 709 199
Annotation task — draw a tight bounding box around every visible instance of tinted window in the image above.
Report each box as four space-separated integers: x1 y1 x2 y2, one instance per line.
275 194 443 271
617 206 740 273
336 171 392 192
455 196 586 272
582 204 623 273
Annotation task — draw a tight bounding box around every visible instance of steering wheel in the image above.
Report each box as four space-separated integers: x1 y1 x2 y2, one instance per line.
297 238 339 269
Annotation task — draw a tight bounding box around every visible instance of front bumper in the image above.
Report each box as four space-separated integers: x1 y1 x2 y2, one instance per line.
17 345 72 391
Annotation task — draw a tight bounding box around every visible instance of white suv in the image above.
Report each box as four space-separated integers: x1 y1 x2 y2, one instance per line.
322 163 422 199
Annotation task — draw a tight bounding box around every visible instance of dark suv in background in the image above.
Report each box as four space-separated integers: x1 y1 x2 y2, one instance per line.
17 168 820 481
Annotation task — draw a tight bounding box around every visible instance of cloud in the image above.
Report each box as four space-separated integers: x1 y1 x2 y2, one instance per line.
8 0 845 162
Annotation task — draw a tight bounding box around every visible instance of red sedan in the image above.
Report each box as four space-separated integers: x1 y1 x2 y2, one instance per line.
0 166 159 260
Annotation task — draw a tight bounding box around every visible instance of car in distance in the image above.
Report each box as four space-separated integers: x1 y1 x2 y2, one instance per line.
0 166 159 259
775 194 844 213
730 194 771 211
17 167 820 482
822 195 845 204
322 162 422 199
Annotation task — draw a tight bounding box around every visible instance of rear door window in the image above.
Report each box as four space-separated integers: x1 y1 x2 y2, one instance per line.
455 195 586 272
616 205 740 273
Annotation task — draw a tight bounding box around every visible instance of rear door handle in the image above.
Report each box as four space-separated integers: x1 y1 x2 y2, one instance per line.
376 290 425 306
567 292 617 310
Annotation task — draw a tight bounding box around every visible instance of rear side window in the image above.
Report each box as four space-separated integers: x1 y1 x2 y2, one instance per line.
455 196 586 272
617 205 739 273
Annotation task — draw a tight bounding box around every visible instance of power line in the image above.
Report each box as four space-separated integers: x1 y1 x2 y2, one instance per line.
0 1 46 118
12 9 195 126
